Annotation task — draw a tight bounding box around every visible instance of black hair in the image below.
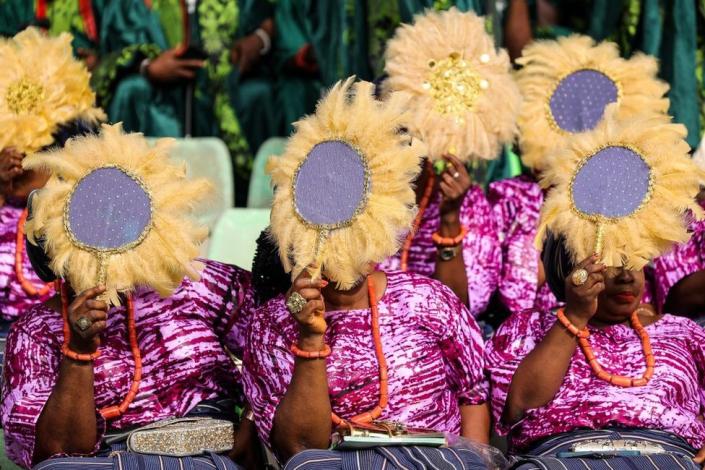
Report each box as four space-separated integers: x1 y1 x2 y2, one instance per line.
24 117 101 282
541 230 575 303
251 228 291 306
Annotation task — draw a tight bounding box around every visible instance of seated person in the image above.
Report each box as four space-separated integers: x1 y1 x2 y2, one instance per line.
243 79 495 469
0 27 104 322
485 232 705 469
0 125 255 469
95 0 277 205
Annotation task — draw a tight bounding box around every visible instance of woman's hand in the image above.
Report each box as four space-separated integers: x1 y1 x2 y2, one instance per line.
146 48 204 84
67 286 109 354
231 34 264 75
0 147 24 195
287 268 328 341
438 154 471 221
564 255 605 322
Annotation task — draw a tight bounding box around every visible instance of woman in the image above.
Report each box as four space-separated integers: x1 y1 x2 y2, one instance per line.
0 28 105 322
1 127 256 469
243 78 495 469
485 233 705 469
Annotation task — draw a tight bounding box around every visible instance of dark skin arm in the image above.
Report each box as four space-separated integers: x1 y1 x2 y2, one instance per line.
461 403 490 444
504 0 533 61
0 147 49 201
433 154 471 306
663 270 705 318
229 406 264 470
231 18 275 75
504 255 605 425
270 270 332 462
34 287 108 464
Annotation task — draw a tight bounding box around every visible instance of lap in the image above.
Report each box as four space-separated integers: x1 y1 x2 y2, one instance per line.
284 446 489 470
34 452 241 470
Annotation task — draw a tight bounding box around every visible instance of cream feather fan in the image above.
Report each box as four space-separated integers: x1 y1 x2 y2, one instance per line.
23 123 211 305
537 108 705 270
0 27 105 154
384 7 519 162
268 78 425 289
517 35 670 173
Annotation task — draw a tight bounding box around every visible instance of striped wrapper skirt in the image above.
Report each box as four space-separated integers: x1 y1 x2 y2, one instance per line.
509 428 699 470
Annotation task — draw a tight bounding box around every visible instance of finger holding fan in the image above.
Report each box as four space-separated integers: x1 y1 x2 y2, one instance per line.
23 123 211 306
384 7 519 163
517 35 670 173
267 78 426 290
537 108 705 270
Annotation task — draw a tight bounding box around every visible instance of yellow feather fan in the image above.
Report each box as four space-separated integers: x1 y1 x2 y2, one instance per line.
0 27 105 154
384 7 519 162
23 123 211 305
268 78 425 289
517 35 669 173
537 107 705 270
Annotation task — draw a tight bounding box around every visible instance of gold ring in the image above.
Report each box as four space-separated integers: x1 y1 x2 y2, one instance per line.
452 172 460 179
571 268 589 286
286 292 307 315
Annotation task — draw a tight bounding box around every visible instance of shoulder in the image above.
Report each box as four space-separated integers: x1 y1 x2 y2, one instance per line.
185 258 251 293
0 205 21 231
488 176 543 221
489 309 555 349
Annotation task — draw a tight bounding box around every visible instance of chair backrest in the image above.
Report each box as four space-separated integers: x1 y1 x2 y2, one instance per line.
147 137 234 231
208 208 271 270
247 137 287 208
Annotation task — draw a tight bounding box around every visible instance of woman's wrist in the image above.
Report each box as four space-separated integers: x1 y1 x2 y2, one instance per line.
297 333 325 352
562 308 591 330
439 212 461 235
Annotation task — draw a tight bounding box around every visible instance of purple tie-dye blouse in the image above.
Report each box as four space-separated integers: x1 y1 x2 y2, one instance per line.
485 309 705 451
1 260 253 469
242 271 488 446
487 176 558 315
0 204 54 321
653 202 705 311
378 186 500 317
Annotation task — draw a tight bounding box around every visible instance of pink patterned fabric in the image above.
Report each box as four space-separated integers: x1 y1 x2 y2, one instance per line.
378 185 500 317
0 204 54 321
488 176 558 315
242 271 488 446
0 260 253 469
653 201 705 311
485 309 705 451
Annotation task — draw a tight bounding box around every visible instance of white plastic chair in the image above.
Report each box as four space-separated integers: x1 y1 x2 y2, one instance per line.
147 137 234 231
208 208 271 270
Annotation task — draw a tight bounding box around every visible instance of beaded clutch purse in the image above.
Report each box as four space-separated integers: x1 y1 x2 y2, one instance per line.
126 417 234 457
331 420 447 450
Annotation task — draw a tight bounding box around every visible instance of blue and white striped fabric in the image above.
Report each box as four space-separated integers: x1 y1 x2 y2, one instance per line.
33 452 240 470
284 446 489 470
510 428 699 470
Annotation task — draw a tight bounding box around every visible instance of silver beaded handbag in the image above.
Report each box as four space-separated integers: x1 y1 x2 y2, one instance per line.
125 417 234 457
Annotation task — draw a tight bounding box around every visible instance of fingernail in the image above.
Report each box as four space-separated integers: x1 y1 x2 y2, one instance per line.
320 280 329 287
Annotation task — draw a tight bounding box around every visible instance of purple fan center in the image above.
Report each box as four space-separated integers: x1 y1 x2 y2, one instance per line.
294 140 368 227
571 146 651 219
549 69 618 133
67 167 152 250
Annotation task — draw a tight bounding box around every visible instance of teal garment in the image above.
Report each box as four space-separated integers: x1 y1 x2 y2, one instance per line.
0 0 104 53
98 0 277 205
588 0 702 148
273 0 486 135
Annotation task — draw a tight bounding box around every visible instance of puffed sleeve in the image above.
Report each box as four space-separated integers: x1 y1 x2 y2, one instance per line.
484 309 550 435
460 186 501 317
685 319 705 412
422 279 488 405
1 325 84 468
241 297 295 446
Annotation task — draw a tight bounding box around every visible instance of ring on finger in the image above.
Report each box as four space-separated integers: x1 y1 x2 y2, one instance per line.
286 292 307 315
571 268 589 286
75 316 92 332
452 171 460 179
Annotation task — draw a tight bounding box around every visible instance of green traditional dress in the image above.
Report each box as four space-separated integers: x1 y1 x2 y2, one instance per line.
274 0 486 135
0 0 105 54
94 0 276 205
